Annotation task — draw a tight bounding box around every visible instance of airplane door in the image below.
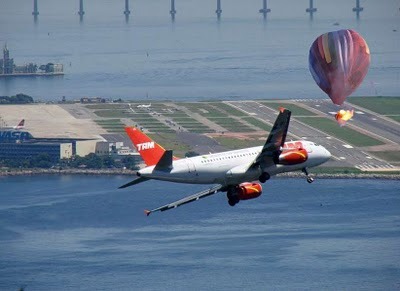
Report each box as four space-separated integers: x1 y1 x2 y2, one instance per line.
186 159 197 174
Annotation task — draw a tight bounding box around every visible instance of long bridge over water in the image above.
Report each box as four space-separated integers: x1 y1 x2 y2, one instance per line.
31 0 373 22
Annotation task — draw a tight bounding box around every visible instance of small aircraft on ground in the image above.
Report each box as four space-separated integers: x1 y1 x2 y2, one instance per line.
136 103 151 108
119 108 331 216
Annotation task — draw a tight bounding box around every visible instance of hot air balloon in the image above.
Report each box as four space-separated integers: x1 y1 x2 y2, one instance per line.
309 29 370 105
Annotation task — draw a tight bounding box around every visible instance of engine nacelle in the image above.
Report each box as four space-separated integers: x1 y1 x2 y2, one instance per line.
278 148 308 165
236 182 262 200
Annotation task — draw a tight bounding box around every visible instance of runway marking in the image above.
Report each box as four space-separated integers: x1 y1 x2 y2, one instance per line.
339 157 346 160
355 111 364 114
342 144 354 149
328 112 337 115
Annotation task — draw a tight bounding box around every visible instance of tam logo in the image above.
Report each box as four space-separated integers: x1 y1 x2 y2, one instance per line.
137 142 155 151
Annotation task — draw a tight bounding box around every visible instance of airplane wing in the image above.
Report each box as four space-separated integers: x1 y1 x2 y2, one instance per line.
144 184 223 216
252 108 291 169
119 176 150 189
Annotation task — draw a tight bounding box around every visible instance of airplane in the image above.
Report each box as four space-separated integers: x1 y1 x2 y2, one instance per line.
119 108 331 216
1 119 25 130
136 103 151 108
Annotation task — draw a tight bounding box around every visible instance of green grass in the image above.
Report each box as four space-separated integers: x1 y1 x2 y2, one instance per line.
296 117 385 147
94 110 133 118
242 117 272 131
147 133 191 157
347 96 400 115
95 119 125 132
85 104 127 110
368 151 400 162
311 167 363 174
211 102 248 116
386 115 400 123
260 102 317 116
207 117 254 132
212 136 263 150
181 102 227 118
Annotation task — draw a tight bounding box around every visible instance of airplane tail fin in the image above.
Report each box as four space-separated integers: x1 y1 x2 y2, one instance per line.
14 119 25 129
125 127 169 166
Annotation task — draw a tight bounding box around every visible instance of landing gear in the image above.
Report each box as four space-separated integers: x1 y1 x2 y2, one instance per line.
258 172 270 183
227 186 239 207
302 168 314 183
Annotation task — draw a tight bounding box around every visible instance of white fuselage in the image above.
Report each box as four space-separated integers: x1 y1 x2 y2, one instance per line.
138 140 331 186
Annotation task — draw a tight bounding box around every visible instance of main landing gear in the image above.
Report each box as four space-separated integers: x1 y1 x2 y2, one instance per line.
302 168 314 183
258 172 270 183
227 186 239 207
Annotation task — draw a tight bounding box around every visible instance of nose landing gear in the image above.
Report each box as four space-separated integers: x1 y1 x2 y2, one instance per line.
302 168 314 183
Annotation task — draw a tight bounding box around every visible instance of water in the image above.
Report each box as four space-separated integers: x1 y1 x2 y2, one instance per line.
0 175 399 290
0 0 399 101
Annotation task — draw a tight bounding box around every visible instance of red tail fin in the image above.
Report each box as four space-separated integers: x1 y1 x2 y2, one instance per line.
125 127 167 166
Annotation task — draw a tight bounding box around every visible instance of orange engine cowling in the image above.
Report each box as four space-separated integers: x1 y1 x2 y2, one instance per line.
237 182 262 200
278 149 308 165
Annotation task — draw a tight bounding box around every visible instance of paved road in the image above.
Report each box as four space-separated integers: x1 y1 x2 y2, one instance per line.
226 100 396 171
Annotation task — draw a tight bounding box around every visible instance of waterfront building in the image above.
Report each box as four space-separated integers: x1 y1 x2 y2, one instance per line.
0 44 63 76
0 44 14 74
0 128 97 161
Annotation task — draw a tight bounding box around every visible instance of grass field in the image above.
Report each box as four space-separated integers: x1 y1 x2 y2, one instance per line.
95 119 125 133
214 102 248 116
368 151 400 162
385 115 400 123
242 116 272 131
181 102 226 118
147 133 191 157
296 117 385 147
207 117 254 132
212 136 263 150
260 102 317 116
347 96 400 115
85 104 127 110
94 110 133 118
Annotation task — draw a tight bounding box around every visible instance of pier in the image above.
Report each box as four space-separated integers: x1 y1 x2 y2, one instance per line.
28 0 375 21
32 0 39 16
216 0 222 19
259 0 271 19
306 0 317 20
124 0 130 16
170 0 176 21
353 0 364 18
78 0 85 20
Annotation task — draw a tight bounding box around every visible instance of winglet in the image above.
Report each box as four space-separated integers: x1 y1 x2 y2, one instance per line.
144 209 151 216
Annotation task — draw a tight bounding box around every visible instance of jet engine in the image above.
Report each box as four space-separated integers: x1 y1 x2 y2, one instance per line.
278 149 308 165
227 182 262 206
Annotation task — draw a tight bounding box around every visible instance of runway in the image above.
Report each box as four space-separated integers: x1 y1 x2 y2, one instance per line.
226 100 397 171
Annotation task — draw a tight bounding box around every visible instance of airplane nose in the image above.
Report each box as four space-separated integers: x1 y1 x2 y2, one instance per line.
324 148 331 160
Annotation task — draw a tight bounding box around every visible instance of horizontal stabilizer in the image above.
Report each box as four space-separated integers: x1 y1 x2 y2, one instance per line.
118 176 149 189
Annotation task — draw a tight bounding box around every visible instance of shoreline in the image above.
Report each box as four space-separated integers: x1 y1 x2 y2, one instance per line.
1 168 399 180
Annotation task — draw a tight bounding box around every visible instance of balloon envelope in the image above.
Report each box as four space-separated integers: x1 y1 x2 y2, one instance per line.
309 29 370 105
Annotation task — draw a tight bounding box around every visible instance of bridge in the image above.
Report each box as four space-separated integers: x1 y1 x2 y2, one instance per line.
31 0 371 21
